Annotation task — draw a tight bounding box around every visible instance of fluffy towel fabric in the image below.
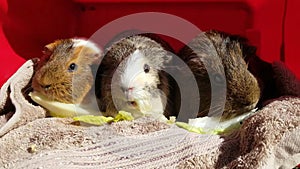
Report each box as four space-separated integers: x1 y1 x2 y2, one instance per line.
0 59 46 136
0 60 299 169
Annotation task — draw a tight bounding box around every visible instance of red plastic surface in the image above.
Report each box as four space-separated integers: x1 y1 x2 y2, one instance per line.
0 0 299 87
0 0 25 86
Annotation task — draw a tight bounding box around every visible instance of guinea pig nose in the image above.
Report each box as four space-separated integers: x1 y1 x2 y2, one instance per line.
121 86 134 92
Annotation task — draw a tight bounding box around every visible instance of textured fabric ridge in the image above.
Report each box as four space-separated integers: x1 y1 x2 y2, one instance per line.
1 118 222 169
0 60 46 136
0 61 299 169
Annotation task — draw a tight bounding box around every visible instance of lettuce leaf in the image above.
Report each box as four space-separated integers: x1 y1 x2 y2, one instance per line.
73 111 134 126
176 110 256 135
113 111 134 122
29 91 100 117
73 115 114 125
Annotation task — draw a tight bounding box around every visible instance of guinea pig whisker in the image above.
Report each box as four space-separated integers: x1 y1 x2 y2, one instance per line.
98 74 113 77
200 109 217 116
198 105 222 116
135 90 153 98
23 86 33 95
198 105 218 114
113 96 127 101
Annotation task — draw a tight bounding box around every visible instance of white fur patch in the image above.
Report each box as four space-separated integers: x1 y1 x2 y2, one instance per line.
121 50 148 88
112 49 166 117
72 38 101 54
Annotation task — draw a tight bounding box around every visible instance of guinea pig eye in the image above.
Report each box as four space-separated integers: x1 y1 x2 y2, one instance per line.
144 64 150 73
68 63 78 72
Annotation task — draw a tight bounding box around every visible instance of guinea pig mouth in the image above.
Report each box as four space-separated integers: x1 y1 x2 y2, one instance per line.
127 101 138 107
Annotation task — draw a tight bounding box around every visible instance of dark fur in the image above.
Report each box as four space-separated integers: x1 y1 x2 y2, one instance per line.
178 30 261 119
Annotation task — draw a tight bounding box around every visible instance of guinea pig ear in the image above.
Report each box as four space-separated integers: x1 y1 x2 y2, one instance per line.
43 42 56 56
74 39 103 65
83 46 102 65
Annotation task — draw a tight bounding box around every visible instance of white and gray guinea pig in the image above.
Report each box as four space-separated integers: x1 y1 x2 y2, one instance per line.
96 34 176 119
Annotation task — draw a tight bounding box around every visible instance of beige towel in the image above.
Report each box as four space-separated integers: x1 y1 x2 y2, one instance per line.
0 60 46 136
0 60 299 169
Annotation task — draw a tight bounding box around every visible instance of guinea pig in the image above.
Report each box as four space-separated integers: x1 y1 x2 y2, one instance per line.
96 34 176 119
178 30 261 119
32 38 102 105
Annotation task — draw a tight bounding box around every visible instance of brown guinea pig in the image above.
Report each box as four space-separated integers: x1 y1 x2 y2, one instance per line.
96 34 176 118
178 30 261 119
32 38 102 104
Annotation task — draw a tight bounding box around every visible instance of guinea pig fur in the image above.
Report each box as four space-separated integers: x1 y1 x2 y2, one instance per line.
178 30 261 119
96 34 176 118
32 38 102 104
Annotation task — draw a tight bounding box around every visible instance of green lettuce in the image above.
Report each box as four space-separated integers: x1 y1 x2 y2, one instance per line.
176 110 256 135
